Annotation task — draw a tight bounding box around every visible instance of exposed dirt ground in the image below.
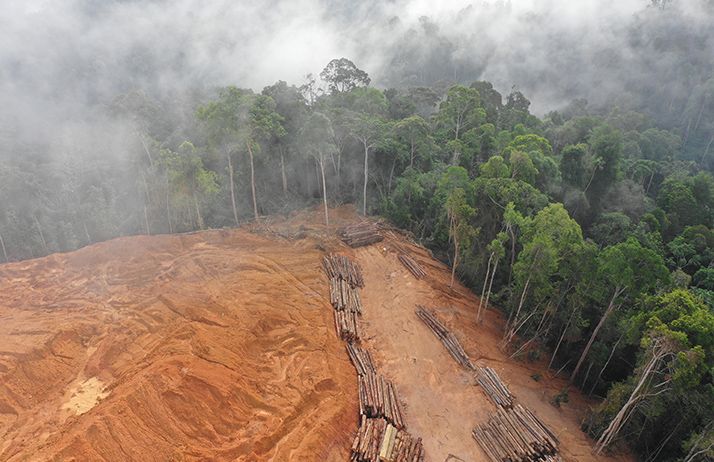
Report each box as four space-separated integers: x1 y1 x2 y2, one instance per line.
0 206 631 461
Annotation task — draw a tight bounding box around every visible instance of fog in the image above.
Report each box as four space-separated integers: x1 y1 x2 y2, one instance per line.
3 1 713 124
0 0 713 259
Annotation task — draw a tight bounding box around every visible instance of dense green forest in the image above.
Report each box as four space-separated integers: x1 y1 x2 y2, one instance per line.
1 55 713 460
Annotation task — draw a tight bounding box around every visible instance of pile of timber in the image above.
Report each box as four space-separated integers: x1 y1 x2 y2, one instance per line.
335 309 360 342
472 404 560 462
341 222 384 248
329 277 363 313
476 367 514 409
398 253 426 279
323 254 364 287
415 306 474 370
351 416 425 462
358 371 405 429
347 343 376 376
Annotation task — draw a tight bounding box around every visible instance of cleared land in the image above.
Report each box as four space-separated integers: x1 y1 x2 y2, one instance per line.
0 207 630 461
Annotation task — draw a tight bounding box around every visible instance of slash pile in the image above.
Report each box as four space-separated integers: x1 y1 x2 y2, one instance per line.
415 306 474 370
398 254 426 279
351 416 425 462
475 367 514 409
341 222 384 248
358 371 406 429
472 405 560 462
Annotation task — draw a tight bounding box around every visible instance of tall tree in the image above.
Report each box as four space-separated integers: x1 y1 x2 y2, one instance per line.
445 188 477 288
300 112 337 226
570 238 669 382
320 58 371 94
435 85 484 165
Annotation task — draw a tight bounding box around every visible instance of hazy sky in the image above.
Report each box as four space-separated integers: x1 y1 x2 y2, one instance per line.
1 0 712 153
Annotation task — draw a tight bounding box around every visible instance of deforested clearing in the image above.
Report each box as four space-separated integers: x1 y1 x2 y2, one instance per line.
0 208 630 461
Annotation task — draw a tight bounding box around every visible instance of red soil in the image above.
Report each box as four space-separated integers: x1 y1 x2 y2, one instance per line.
0 206 632 461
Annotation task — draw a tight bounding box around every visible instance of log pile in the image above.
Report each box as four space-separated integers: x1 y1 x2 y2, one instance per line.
347 343 376 376
341 222 384 248
415 306 474 370
398 253 426 279
335 309 360 342
476 367 514 409
321 253 424 460
329 277 363 313
472 404 560 462
323 254 364 287
351 416 425 462
358 371 406 429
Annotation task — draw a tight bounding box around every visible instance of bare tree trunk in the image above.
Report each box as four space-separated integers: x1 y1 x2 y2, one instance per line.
701 134 714 163
34 215 48 253
450 240 459 288
0 230 8 262
503 277 531 346
508 226 516 285
484 259 498 323
363 142 369 215
137 132 154 167
478 252 494 322
84 222 91 244
280 150 288 195
319 154 329 227
589 335 622 397
247 142 258 221
595 343 670 453
549 304 578 369
387 156 397 195
571 286 624 382
144 205 151 235
581 361 593 389
140 171 152 234
165 171 173 233
192 187 203 229
226 151 239 226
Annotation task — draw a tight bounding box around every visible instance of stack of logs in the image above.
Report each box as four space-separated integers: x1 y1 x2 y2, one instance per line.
323 253 424 461
415 306 474 370
324 254 364 341
398 254 426 279
341 222 384 248
335 310 361 342
472 405 561 462
358 371 406 429
347 343 376 376
476 367 514 409
351 416 425 462
329 278 363 313
323 254 364 288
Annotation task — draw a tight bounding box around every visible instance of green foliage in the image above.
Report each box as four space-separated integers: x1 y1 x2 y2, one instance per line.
479 155 510 179
319 57 370 94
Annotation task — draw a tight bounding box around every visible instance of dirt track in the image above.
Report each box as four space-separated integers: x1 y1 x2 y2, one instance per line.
0 207 630 461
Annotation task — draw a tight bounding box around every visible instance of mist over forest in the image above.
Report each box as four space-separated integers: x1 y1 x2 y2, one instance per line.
1 2 714 460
